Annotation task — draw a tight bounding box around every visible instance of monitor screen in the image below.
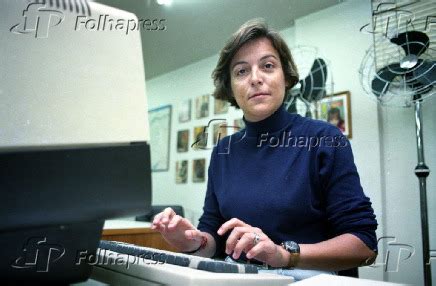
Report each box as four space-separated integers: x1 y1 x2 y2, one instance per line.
0 0 151 282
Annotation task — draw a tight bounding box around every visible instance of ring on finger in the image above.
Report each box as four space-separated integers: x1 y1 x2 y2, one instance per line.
253 232 261 246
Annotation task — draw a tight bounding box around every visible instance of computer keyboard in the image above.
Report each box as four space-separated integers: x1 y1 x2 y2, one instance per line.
94 240 295 285
99 240 258 273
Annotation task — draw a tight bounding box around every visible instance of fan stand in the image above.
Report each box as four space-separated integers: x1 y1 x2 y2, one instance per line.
414 99 432 286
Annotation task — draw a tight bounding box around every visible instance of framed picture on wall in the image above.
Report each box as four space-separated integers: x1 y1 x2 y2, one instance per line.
148 105 172 171
317 91 352 139
193 126 207 150
214 98 229 114
195 95 209 119
213 122 228 145
192 159 206 183
179 99 191 123
175 160 188 184
177 129 189 152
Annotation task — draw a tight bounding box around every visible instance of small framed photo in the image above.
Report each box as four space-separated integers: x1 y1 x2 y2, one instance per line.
213 122 228 145
214 98 229 114
192 159 206 183
193 126 207 150
175 160 188 184
195 95 209 119
148 105 171 172
177 129 189 153
317 91 352 138
178 99 191 123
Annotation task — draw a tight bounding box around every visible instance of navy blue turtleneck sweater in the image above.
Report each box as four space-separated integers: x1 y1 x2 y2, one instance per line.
197 105 378 258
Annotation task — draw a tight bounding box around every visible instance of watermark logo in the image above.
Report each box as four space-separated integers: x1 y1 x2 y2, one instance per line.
360 0 435 36
10 2 64 38
256 132 348 150
369 236 415 272
11 237 65 272
191 119 242 154
76 248 165 269
75 16 166 35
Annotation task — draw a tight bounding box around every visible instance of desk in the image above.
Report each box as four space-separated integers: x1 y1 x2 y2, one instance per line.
101 220 177 252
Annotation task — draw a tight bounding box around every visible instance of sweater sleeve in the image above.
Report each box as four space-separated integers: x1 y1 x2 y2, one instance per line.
197 147 226 258
317 128 378 253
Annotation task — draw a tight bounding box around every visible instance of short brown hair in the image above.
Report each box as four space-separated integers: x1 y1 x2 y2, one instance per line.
211 19 299 108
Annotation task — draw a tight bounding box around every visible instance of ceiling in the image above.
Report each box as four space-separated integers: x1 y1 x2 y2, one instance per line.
96 0 343 79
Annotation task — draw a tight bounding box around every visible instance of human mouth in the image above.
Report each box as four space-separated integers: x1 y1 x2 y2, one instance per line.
249 92 270 100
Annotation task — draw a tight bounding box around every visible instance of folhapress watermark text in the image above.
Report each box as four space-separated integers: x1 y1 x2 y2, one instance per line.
75 15 166 35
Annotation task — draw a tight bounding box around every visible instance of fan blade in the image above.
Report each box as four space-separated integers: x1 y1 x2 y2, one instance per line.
300 58 327 101
390 31 430 57
371 63 405 97
413 61 436 86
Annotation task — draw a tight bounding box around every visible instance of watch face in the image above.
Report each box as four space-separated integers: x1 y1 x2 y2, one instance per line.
282 241 300 254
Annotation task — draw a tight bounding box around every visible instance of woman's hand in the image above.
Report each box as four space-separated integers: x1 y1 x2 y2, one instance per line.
217 218 286 267
151 207 206 252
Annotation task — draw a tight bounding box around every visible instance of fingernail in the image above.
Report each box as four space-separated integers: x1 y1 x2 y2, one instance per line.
246 253 252 259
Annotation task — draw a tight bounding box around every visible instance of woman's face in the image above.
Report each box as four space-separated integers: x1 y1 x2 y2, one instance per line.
230 37 287 122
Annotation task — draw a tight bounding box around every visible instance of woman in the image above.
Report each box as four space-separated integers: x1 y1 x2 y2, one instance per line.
327 107 346 132
151 19 377 280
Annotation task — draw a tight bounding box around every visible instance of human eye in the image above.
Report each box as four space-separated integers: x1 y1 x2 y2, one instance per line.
264 62 275 70
234 66 248 77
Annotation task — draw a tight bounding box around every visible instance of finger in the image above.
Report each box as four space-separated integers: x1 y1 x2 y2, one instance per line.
151 213 165 230
167 215 182 230
225 226 253 254
232 232 255 260
152 212 164 226
246 241 276 260
161 207 176 224
152 208 172 225
152 208 176 230
218 218 247 235
184 229 203 241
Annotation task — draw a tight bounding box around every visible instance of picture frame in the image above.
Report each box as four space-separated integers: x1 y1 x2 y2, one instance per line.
195 95 209 119
178 99 191 123
148 105 172 171
317 91 352 139
175 160 188 184
177 129 189 152
213 122 228 145
214 98 229 114
192 159 206 183
193 126 207 150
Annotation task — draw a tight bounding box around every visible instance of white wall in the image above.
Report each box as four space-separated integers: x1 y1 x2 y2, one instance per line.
146 0 436 284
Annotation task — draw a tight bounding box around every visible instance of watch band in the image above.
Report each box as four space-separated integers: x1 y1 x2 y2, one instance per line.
281 241 300 268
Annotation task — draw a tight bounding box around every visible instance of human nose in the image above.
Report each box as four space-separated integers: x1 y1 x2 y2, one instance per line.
250 67 263 86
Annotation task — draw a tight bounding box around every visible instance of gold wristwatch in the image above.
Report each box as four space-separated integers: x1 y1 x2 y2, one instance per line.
280 241 300 268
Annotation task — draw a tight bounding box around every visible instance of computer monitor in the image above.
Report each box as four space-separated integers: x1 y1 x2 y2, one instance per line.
0 0 151 283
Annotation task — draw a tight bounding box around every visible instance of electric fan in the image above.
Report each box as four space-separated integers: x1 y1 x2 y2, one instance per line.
285 46 333 118
360 30 435 286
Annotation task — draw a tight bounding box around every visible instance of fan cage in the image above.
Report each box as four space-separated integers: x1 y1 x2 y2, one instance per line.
359 0 436 107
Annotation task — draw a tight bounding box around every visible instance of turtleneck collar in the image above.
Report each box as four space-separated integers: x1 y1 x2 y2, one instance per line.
243 104 292 137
